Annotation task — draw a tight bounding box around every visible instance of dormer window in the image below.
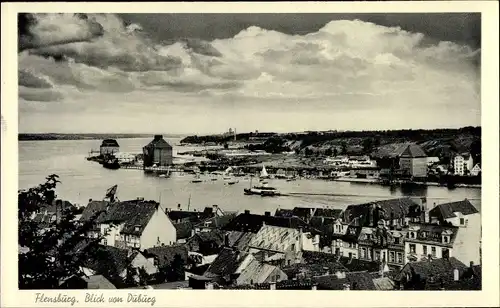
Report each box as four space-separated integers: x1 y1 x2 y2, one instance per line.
410 232 415 239
443 236 449 243
421 231 427 238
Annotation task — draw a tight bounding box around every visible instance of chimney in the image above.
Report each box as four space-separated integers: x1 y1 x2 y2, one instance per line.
469 261 474 268
244 210 250 214
212 204 218 215
453 268 459 281
264 211 271 217
269 282 276 290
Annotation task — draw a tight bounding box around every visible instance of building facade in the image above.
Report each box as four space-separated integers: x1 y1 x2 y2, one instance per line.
100 139 119 155
470 163 481 176
398 144 428 178
143 135 173 167
453 153 474 176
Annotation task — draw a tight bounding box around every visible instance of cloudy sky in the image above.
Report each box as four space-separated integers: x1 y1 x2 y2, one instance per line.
18 13 481 134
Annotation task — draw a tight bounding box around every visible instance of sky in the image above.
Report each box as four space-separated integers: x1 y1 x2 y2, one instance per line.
17 13 481 134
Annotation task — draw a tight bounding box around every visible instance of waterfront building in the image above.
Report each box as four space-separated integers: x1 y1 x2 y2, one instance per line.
143 135 173 167
81 199 177 250
398 143 428 178
470 163 481 176
100 139 119 156
453 153 474 176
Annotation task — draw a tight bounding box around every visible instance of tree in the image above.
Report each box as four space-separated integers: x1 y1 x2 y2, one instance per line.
166 254 185 282
18 174 103 289
333 148 338 157
340 141 348 155
362 138 374 154
324 148 333 157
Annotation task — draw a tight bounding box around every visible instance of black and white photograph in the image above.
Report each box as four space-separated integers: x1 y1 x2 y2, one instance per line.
2 2 499 307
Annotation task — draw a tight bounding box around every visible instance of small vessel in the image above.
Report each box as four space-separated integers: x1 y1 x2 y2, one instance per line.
191 174 203 183
103 156 120 170
244 177 280 196
260 165 270 179
159 174 167 178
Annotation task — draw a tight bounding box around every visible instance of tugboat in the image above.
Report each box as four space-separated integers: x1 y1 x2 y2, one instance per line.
103 156 120 170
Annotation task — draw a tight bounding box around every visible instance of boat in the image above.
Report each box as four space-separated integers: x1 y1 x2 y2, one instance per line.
260 165 270 179
243 177 280 196
191 174 203 183
103 156 120 170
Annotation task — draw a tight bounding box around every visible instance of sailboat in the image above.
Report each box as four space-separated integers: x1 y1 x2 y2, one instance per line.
244 175 280 196
260 165 269 179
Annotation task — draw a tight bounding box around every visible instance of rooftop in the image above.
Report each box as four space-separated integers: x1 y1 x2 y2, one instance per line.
222 212 313 233
429 199 479 220
144 135 172 149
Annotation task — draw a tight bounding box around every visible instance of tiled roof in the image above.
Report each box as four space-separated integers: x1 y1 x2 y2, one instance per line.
144 135 172 149
373 277 396 290
82 245 129 278
429 199 479 220
100 200 159 235
406 223 459 246
222 213 312 233
282 262 348 278
174 221 194 239
85 275 117 289
236 259 283 285
313 208 343 219
395 257 467 283
248 225 302 253
400 143 427 158
195 213 237 229
299 251 381 273
343 198 420 227
101 139 119 147
80 201 109 222
204 247 250 278
143 245 188 268
226 231 255 251
274 208 294 217
314 272 376 290
292 207 315 219
168 210 211 223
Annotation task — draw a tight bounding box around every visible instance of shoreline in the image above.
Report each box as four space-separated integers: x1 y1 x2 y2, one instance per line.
332 177 481 189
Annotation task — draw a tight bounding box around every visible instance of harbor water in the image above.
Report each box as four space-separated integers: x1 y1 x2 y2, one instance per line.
19 138 481 214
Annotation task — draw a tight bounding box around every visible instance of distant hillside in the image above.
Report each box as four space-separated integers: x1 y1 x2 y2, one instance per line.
181 127 481 163
18 133 185 141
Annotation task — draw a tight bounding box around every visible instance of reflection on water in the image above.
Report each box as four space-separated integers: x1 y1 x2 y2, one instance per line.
19 138 481 214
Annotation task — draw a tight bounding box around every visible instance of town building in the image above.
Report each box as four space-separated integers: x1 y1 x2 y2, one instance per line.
394 256 480 290
453 153 474 176
404 223 459 263
142 135 173 167
470 163 481 176
426 156 440 165
428 199 481 265
341 197 425 228
100 139 119 156
348 155 377 168
80 199 177 250
398 143 428 178
235 259 288 285
246 224 320 266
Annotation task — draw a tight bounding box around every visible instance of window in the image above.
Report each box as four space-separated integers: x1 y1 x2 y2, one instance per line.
291 244 296 251
361 248 366 259
348 252 352 258
460 218 465 225
443 236 449 243
397 252 403 263
409 244 416 253
410 232 415 239
374 251 380 261
394 237 400 244
103 239 107 245
423 245 428 255
389 251 395 263
442 248 450 259
431 246 436 257
287 260 291 266
367 249 372 260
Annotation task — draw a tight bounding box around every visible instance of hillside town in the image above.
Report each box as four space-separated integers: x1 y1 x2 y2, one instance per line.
21 185 481 290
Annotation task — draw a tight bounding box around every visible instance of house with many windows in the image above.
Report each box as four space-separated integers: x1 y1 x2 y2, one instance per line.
80 199 177 250
453 153 474 176
404 223 459 263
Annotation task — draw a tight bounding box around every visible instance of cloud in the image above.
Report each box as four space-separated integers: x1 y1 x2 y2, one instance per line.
18 15 480 132
19 13 104 51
